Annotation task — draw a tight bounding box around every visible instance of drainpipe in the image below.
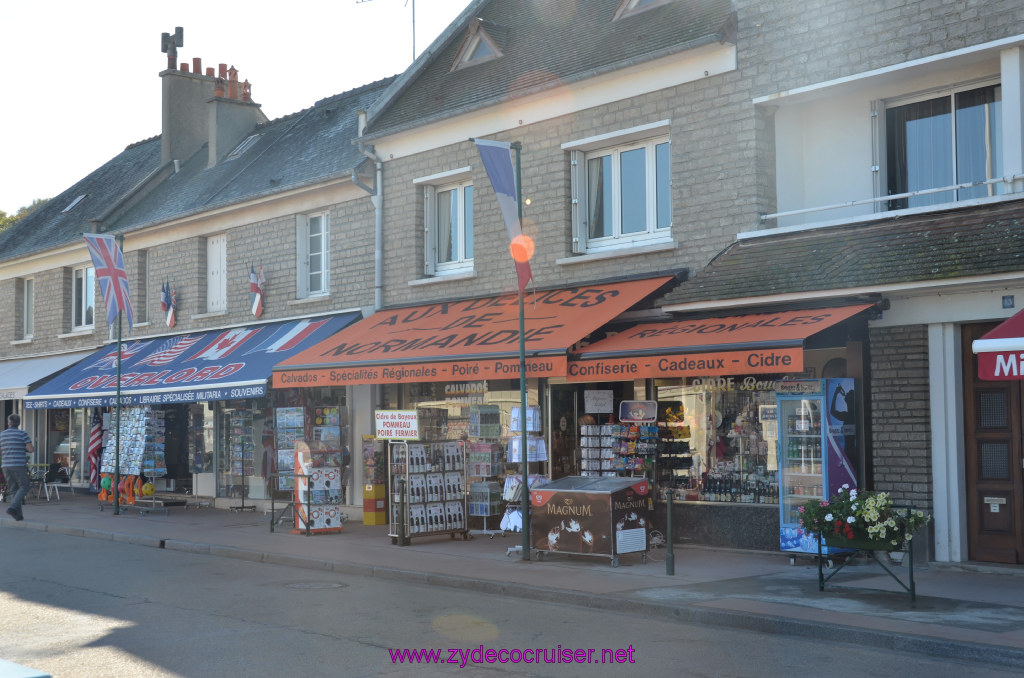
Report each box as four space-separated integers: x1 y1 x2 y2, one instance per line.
354 110 383 311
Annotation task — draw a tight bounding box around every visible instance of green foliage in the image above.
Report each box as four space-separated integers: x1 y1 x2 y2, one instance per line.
799 485 930 549
0 198 50 233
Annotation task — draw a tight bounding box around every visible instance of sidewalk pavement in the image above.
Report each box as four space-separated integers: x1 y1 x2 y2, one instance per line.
4 492 1024 669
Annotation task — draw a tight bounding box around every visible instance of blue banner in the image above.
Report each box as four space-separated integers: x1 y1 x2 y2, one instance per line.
25 312 360 409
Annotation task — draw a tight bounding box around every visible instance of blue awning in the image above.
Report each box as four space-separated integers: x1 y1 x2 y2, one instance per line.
25 312 361 409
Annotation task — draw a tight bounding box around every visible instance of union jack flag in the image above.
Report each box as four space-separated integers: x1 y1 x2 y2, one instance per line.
161 282 177 328
83 233 134 331
249 264 265 318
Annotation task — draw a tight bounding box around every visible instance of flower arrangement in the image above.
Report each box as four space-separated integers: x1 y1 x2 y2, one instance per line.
798 485 930 550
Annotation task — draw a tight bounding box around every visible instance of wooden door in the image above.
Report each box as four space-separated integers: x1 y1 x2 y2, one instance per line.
962 323 1024 564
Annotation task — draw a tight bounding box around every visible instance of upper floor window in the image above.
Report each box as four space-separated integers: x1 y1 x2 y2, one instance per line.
297 212 329 297
73 266 95 330
417 168 474 276
886 83 1003 210
206 234 227 313
21 278 34 338
565 122 672 254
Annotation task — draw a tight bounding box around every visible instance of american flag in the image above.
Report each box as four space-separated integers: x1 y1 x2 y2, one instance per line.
249 264 265 317
88 409 103 492
83 233 134 330
161 282 177 328
135 335 203 367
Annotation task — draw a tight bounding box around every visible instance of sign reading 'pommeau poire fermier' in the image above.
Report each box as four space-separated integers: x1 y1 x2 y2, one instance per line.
375 410 419 440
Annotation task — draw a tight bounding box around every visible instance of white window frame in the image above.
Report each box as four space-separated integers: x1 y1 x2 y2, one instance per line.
22 278 34 338
72 265 95 331
296 212 330 298
416 167 474 277
206 234 227 313
564 121 672 254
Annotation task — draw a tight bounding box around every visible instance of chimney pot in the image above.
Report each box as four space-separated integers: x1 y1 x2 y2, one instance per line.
242 80 252 103
215 78 225 97
193 57 201 74
205 67 214 77
227 67 239 99
218 63 227 79
180 62 189 73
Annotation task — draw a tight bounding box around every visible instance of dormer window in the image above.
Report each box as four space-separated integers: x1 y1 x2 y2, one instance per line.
613 0 673 21
452 19 504 71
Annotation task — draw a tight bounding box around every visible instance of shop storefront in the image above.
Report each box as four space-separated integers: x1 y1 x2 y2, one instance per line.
0 350 99 482
23 313 358 508
274 291 874 552
271 277 676 531
567 304 874 550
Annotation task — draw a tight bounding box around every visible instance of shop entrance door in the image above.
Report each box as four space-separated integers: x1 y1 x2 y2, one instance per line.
548 385 580 479
962 323 1024 564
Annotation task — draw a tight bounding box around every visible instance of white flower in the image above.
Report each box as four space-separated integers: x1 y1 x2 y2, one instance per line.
851 503 858 511
825 513 834 521
846 516 856 524
850 489 858 499
842 484 850 490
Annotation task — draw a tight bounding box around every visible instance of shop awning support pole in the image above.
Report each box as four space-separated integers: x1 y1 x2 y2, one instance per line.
112 233 124 516
514 141 530 561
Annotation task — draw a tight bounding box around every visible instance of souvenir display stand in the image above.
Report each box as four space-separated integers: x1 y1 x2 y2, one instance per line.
467 442 504 538
227 408 256 513
530 475 650 567
98 406 168 515
502 406 549 556
467 405 504 537
388 439 469 543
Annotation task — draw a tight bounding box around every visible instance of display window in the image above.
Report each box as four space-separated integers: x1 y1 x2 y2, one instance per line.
654 377 781 503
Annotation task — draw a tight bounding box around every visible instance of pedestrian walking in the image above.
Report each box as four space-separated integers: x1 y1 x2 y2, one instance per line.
1 414 35 521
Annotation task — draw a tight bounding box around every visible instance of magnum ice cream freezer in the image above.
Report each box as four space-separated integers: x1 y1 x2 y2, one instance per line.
530 476 649 567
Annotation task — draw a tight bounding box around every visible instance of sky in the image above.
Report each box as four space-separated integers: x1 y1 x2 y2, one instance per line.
0 0 472 216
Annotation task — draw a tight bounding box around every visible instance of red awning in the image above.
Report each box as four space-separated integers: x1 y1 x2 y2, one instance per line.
567 304 873 381
973 308 1024 380
273 277 674 387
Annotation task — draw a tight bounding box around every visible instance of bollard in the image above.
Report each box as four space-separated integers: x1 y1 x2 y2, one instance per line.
665 489 675 575
397 477 407 547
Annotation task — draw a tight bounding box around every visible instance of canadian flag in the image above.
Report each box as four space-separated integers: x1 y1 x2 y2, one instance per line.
187 327 261 361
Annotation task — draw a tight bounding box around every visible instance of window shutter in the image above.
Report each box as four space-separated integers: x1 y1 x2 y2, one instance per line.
570 150 586 253
322 213 331 292
296 214 308 297
206 234 227 312
423 185 437 276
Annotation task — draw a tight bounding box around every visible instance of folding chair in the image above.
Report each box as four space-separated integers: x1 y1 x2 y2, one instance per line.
36 463 62 502
50 458 78 498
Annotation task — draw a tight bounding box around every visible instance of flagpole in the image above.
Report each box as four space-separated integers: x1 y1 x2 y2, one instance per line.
113 234 124 516
512 141 530 561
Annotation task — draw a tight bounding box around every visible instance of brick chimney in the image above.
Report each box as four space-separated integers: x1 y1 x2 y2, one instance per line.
159 28 266 168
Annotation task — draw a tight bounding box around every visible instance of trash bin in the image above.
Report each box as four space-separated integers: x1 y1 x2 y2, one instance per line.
530 476 649 567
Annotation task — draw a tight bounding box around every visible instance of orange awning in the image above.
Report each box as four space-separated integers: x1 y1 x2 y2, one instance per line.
567 304 873 381
273 277 674 387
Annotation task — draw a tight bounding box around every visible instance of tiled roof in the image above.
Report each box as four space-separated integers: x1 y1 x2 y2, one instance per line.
660 199 1024 306
108 77 395 231
0 138 162 263
0 78 394 260
364 0 735 138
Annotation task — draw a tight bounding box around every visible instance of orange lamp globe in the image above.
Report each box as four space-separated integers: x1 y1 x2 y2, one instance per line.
510 234 535 263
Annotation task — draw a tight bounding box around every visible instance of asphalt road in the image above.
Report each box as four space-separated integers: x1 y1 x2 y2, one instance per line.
0 528 1017 678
